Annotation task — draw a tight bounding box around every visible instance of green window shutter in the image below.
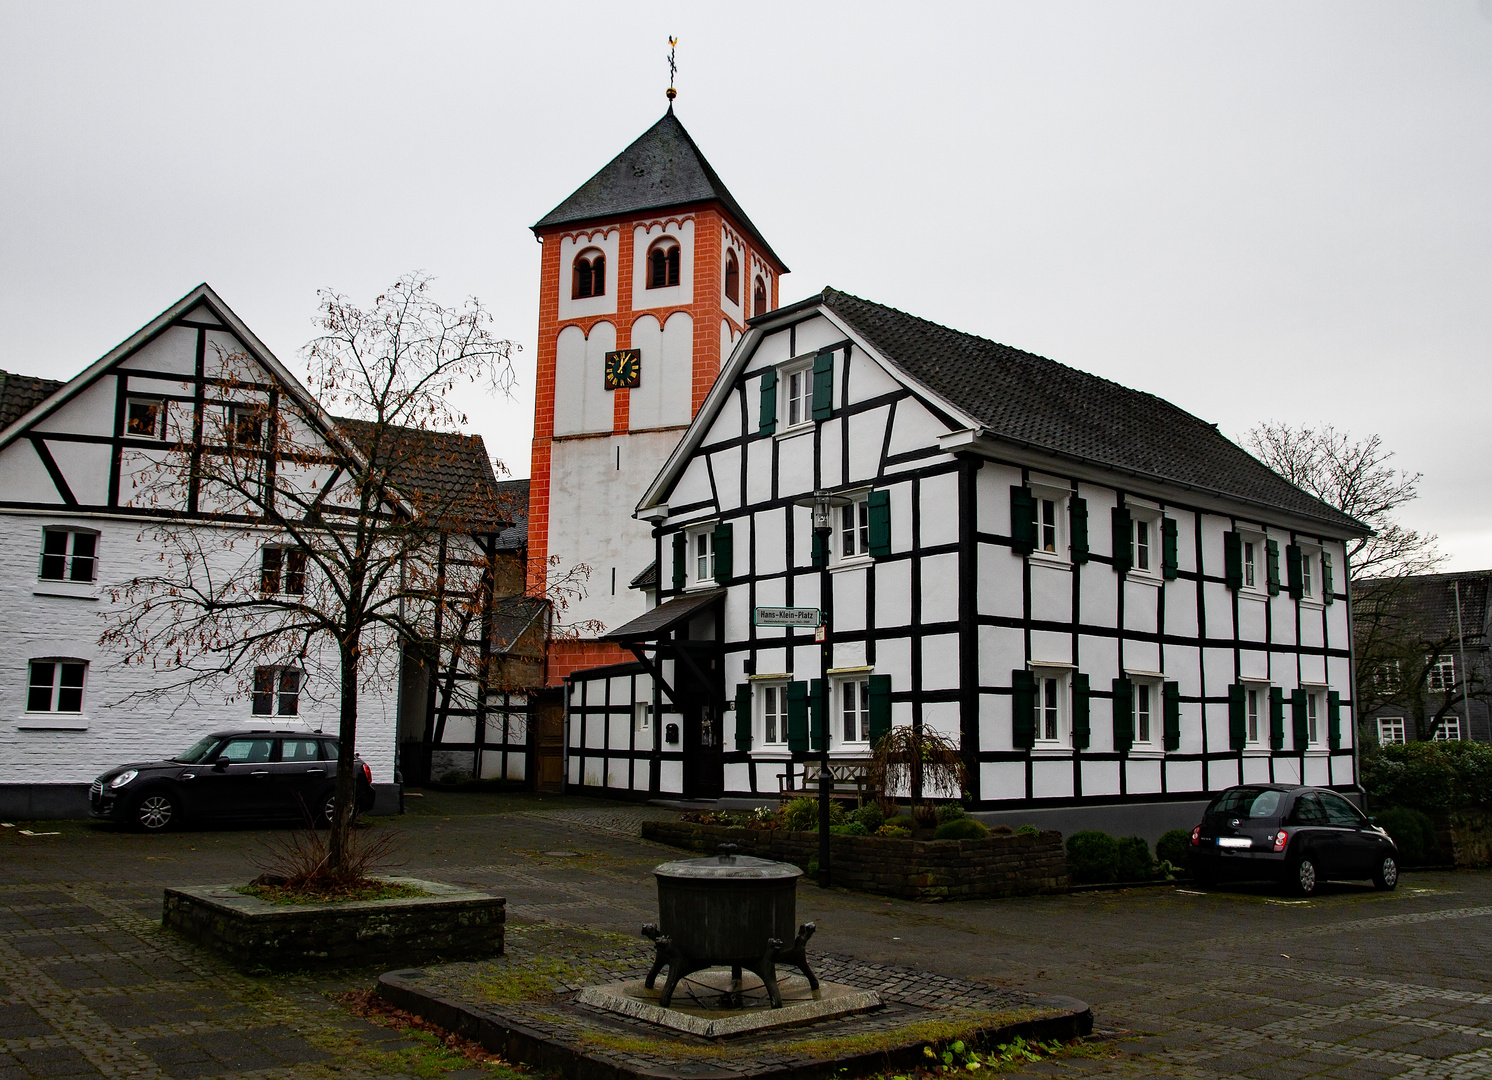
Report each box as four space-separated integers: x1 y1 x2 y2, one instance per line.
713 522 733 584
1291 688 1308 749
1269 687 1285 750
1266 539 1281 596
734 683 753 753
868 674 892 746
1224 531 1243 590
1012 670 1036 749
1228 684 1246 750
1113 677 1134 753
1322 553 1335 605
811 351 833 420
758 369 777 434
1163 681 1181 751
1286 544 1303 600
1327 690 1342 750
868 490 891 557
1070 496 1089 563
1072 673 1091 750
787 681 809 753
1111 506 1133 575
672 532 686 591
1161 518 1179 580
809 678 826 751
1010 486 1036 555
811 530 827 569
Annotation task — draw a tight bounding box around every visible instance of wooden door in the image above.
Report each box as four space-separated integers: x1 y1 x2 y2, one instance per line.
533 692 565 792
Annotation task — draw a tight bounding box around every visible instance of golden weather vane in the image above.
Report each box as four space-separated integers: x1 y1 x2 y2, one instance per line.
667 36 678 107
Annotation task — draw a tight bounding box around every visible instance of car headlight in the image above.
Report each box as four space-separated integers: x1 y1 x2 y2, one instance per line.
109 770 138 789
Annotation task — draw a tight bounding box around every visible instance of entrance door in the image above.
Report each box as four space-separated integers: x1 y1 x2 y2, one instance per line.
682 700 724 798
533 691 565 793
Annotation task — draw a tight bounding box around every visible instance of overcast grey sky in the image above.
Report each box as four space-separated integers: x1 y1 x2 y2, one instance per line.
2 2 1488 567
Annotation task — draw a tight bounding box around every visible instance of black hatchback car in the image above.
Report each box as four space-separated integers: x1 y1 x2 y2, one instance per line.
89 729 376 831
1189 784 1399 895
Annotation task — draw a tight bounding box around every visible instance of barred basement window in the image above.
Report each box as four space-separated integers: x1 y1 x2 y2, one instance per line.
40 528 98 582
252 667 302 716
27 659 86 713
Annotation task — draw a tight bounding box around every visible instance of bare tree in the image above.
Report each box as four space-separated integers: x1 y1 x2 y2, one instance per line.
101 274 582 873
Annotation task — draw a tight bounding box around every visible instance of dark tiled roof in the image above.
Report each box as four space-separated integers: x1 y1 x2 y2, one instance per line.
630 560 658 589
602 588 725 641
532 110 786 271
490 595 548 654
0 370 64 430
492 479 529 551
817 289 1364 534
1357 571 1490 643
335 418 509 531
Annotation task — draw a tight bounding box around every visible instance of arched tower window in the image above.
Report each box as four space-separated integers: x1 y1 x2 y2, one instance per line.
647 239 681 289
572 249 605 299
753 277 767 318
724 250 740 304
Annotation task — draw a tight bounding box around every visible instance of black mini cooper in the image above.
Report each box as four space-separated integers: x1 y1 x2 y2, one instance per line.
1189 784 1399 895
89 729 376 831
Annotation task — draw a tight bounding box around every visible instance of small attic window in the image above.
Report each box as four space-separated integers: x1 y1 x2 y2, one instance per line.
753 277 767 318
724 250 740 304
647 239 681 289
572 249 605 299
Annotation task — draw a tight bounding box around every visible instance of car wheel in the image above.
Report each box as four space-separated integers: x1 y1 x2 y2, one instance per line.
1289 856 1319 896
133 791 178 832
315 792 357 830
1373 855 1399 891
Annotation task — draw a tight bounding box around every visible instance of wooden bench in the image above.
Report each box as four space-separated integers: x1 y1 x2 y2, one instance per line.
778 759 872 804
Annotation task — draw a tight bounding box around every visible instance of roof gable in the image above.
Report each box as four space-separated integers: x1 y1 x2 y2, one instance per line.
533 110 786 271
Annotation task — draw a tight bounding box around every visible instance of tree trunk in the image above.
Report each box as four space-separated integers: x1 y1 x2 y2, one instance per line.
328 635 361 874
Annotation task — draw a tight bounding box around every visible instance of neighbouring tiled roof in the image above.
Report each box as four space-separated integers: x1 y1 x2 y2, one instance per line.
602 588 725 641
335 418 509 531
1357 571 1490 643
816 289 1365 534
630 560 658 589
0 370 64 430
532 110 786 271
490 595 548 654
492 479 529 551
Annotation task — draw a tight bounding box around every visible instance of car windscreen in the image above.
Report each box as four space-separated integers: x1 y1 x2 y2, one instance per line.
174 735 221 764
1208 788 1283 819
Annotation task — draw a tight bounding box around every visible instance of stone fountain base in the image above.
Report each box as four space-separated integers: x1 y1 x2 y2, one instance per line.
578 970 881 1037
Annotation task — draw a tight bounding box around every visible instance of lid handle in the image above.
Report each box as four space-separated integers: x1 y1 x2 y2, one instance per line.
717 843 738 864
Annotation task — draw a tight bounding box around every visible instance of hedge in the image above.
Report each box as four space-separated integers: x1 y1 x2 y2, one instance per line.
1361 741 1492 813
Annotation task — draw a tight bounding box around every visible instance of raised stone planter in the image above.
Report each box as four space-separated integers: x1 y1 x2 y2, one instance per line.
641 821 1068 900
1432 808 1492 868
162 876 504 971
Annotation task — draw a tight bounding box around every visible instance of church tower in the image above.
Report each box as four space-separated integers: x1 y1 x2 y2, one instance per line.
528 107 788 683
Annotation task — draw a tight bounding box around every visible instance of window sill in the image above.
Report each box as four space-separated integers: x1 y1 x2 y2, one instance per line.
17 718 88 731
1127 748 1165 758
1298 598 1324 611
1029 746 1073 757
830 558 872 574
1243 747 1271 756
1238 590 1269 603
34 582 99 600
774 423 814 440
1124 573 1163 589
1029 553 1072 571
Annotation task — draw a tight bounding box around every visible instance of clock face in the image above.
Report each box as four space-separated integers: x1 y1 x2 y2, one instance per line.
604 349 641 390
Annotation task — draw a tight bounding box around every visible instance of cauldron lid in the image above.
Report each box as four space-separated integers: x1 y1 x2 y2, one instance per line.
653 854 803 880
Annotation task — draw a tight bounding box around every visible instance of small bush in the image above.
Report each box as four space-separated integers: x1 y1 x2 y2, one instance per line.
1156 829 1192 868
1359 741 1492 813
777 796 847 831
1066 830 1120 884
829 821 869 836
876 824 913 838
913 803 941 829
934 817 991 840
990 825 1014 836
1375 806 1437 864
1015 823 1040 837
1116 836 1154 881
853 803 886 832
886 814 917 832
936 803 967 824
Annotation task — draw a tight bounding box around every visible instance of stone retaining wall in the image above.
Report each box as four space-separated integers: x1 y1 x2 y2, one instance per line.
1433 809 1492 868
641 821 1068 900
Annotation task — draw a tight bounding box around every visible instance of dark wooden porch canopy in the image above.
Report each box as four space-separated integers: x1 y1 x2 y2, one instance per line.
602 588 727 711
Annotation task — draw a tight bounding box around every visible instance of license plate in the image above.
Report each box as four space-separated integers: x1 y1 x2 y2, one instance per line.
1216 837 1252 849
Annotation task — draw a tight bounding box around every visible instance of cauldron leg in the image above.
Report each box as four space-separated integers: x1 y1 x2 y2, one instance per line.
641 924 670 990
777 922 820 991
757 938 784 1008
731 964 742 983
658 963 686 1008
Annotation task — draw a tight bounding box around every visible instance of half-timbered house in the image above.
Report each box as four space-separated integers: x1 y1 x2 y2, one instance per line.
564 288 1369 827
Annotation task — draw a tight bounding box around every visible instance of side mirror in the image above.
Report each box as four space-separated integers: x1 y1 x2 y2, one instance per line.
1366 816 1378 826
212 758 229 772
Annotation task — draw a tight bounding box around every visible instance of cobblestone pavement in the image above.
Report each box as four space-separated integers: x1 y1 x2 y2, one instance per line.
2 791 1491 1079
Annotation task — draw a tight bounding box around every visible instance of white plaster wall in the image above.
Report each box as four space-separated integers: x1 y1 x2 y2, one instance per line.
631 219 694 311
557 229 620 321
552 322 616 436
629 312 693 431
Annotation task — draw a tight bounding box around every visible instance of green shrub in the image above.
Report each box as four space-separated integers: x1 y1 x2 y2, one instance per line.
853 803 886 832
1066 830 1120 884
886 814 917 832
1015 824 1040 837
934 817 991 840
1443 740 1492 807
778 796 847 831
1116 836 1154 881
829 821 869 836
876 824 913 838
1361 742 1477 813
936 803 967 824
1156 829 1192 868
1375 806 1437 864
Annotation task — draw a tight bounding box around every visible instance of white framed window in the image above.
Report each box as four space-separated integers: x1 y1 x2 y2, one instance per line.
781 359 813 429
1434 716 1462 742
837 677 872 746
261 545 307 596
1030 667 1070 747
1246 685 1264 746
227 404 264 447
39 528 98 583
1305 690 1322 745
634 701 652 737
838 494 870 561
1130 509 1162 577
1238 530 1267 593
689 527 715 586
252 667 301 716
1132 678 1162 748
1299 547 1316 599
124 397 167 440
1427 656 1456 693
1377 716 1406 745
27 659 87 713
758 683 787 745
1028 485 1070 561
1374 659 1402 691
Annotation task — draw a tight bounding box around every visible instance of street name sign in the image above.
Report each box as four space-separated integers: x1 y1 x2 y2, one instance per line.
753 607 824 627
